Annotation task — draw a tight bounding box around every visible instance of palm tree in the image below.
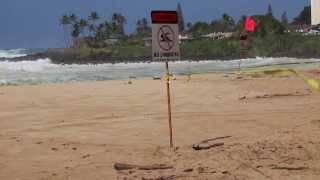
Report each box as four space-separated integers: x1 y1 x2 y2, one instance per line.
95 21 112 41
267 4 273 16
187 22 193 31
281 11 289 29
89 12 100 22
69 14 78 24
136 18 151 36
79 18 88 37
88 12 100 36
71 22 81 47
60 14 71 47
177 3 185 33
111 13 127 36
222 13 235 31
60 14 71 26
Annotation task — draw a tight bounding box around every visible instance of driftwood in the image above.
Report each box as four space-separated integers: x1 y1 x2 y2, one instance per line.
193 142 224 150
271 166 308 171
255 93 309 99
142 175 197 180
198 136 232 144
114 163 173 171
239 93 309 100
192 136 232 151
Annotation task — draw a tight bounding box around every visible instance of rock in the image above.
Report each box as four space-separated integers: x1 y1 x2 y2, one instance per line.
183 168 193 172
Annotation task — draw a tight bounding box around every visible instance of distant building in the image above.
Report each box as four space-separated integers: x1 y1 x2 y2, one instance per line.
287 23 320 36
142 37 152 47
201 32 233 40
179 34 193 44
312 0 320 26
304 25 320 36
127 35 140 44
306 29 320 35
104 36 121 45
288 24 310 33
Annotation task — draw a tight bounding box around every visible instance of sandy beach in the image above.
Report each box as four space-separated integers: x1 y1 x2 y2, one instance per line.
1 71 320 180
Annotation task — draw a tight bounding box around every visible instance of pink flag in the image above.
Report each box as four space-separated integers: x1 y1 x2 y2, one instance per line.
244 17 256 32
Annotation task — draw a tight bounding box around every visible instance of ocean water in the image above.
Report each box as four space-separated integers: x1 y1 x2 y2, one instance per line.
0 48 45 58
0 49 28 58
0 49 320 86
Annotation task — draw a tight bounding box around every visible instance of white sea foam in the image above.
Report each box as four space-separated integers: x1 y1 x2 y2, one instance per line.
0 58 57 72
0 57 320 86
0 49 28 58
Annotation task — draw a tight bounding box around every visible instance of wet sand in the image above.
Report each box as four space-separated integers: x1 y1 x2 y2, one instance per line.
0 72 320 180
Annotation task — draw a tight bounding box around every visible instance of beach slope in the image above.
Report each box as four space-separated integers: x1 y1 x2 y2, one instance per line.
0 72 320 179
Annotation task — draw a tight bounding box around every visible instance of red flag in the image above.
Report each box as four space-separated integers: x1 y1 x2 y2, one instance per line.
244 17 256 32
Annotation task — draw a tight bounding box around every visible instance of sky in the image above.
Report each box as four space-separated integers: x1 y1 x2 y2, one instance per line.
0 0 310 49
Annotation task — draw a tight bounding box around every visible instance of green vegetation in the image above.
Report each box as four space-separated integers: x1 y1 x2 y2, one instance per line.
177 2 185 33
187 13 235 37
181 38 239 60
59 11 129 48
293 6 311 25
52 4 320 64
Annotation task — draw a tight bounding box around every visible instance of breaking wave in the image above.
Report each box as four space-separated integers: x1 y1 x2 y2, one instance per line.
0 57 320 86
0 58 57 72
0 49 28 58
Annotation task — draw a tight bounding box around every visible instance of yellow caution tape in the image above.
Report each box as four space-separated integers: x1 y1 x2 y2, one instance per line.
163 73 173 81
239 68 320 92
306 79 320 90
187 74 192 82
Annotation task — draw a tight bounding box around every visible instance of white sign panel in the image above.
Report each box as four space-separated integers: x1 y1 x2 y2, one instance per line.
151 11 180 61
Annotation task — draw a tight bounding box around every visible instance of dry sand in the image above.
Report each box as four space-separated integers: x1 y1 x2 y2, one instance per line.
0 72 320 180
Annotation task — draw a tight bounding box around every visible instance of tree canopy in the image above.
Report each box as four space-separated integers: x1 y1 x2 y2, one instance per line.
59 3 311 51
136 18 151 37
293 6 311 25
177 3 185 33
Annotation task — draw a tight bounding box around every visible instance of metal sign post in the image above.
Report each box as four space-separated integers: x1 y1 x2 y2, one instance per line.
151 11 180 148
240 32 248 70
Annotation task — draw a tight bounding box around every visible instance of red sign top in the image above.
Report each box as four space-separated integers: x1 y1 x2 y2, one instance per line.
151 11 178 24
244 17 256 32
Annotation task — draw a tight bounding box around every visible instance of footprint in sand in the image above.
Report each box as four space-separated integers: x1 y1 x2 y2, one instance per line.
310 120 320 127
35 141 43 145
51 147 59 151
82 154 91 159
10 136 21 142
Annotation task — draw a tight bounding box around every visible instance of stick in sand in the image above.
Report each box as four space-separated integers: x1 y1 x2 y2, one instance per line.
114 163 174 171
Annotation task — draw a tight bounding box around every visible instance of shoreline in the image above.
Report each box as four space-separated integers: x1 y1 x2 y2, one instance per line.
2 48 320 65
1 58 320 87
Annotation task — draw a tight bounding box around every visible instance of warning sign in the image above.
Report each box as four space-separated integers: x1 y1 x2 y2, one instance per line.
151 11 180 61
158 25 175 51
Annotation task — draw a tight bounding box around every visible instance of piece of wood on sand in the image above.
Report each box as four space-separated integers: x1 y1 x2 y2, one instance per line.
271 165 308 171
142 175 197 180
192 136 232 151
114 163 174 171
